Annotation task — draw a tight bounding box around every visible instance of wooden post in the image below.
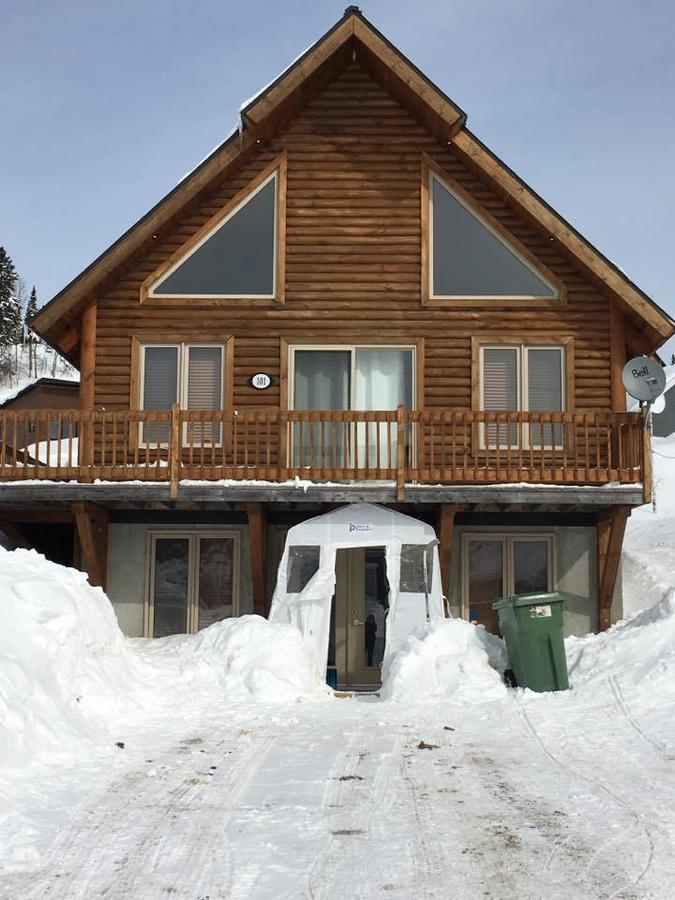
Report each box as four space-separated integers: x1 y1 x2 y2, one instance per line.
438 504 457 617
79 303 97 476
72 501 109 588
396 404 406 502
643 413 653 505
169 401 181 500
596 506 630 631
246 502 268 617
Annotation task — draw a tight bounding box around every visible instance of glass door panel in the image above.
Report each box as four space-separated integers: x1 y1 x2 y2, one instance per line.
152 537 190 637
292 350 350 467
354 348 413 468
513 540 549 594
364 549 388 669
466 539 504 634
196 537 235 630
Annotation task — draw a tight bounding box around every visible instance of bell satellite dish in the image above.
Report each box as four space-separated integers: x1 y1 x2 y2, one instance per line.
622 356 666 403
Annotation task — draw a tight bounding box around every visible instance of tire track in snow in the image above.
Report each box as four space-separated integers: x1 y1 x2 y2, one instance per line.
164 727 278 900
12 726 274 900
400 746 463 900
607 675 672 758
306 717 403 900
517 699 654 900
306 722 365 900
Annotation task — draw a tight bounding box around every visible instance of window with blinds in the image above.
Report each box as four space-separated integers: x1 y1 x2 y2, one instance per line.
186 346 223 444
140 343 224 445
480 345 564 449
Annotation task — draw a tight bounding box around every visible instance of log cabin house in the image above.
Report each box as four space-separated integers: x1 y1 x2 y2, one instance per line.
2 8 673 688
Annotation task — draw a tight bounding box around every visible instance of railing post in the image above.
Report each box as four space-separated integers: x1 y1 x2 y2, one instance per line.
396 404 406 501
643 411 653 504
169 401 181 500
279 410 288 481
80 411 94 483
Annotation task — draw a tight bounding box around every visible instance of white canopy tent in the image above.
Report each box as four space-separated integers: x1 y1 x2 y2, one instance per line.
269 503 445 684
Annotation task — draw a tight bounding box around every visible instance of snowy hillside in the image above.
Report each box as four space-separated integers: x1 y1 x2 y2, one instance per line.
0 342 78 405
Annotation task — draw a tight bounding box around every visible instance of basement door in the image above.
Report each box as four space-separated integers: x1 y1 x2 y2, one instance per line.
330 547 389 691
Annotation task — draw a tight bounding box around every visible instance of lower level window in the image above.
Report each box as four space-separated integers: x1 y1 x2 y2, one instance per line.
147 531 239 637
462 533 554 634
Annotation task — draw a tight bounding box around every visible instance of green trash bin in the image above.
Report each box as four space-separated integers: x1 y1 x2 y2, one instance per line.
492 592 569 692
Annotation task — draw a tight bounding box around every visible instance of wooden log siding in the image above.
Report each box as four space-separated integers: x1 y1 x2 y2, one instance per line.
89 64 616 428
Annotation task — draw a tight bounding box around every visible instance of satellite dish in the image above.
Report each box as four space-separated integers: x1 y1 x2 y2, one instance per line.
622 356 666 403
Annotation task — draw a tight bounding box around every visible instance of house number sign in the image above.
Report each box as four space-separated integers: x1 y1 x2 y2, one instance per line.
250 373 273 390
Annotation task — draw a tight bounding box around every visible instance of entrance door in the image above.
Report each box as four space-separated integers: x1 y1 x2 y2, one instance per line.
332 547 388 690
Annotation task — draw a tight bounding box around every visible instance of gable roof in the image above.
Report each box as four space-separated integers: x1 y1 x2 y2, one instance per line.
32 6 674 359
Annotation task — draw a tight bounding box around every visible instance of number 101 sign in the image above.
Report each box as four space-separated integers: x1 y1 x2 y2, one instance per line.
250 373 273 390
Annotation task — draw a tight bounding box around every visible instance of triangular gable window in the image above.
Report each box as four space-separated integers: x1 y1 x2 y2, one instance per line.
150 170 278 299
430 172 557 299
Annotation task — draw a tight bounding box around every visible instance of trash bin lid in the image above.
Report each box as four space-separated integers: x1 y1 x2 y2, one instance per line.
492 591 564 611
492 595 515 611
509 591 564 608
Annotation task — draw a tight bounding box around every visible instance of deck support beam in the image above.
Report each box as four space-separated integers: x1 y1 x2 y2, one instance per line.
246 502 268 617
596 506 630 631
72 501 108 588
438 504 458 616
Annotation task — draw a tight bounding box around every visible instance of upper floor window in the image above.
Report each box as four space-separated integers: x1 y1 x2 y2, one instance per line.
144 158 285 302
427 168 558 301
479 343 566 448
140 342 224 444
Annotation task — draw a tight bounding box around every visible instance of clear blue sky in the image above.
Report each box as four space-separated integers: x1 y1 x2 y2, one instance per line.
2 0 674 352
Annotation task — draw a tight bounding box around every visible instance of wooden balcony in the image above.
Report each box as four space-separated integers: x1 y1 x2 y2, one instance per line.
0 406 648 501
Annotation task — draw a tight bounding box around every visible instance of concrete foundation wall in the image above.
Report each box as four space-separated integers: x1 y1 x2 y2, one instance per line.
106 522 253 637
445 524 600 637
107 517 607 639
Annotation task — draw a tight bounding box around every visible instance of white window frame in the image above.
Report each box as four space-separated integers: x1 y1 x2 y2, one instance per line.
288 344 417 468
478 344 565 450
138 342 226 447
460 532 556 621
148 169 279 300
428 170 559 301
287 344 417 413
145 530 241 637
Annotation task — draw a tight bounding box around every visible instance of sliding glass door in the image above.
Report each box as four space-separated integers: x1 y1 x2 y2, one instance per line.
148 532 239 637
463 534 553 634
291 346 414 468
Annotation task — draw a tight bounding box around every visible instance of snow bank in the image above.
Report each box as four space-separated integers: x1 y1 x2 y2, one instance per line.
566 588 675 687
0 548 323 768
134 615 322 704
565 434 675 693
621 433 675 617
381 619 507 702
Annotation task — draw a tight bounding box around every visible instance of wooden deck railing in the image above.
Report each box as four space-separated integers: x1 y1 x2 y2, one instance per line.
0 406 646 500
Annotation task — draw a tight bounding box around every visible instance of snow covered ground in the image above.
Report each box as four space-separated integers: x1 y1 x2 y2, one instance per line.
1 442 675 898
